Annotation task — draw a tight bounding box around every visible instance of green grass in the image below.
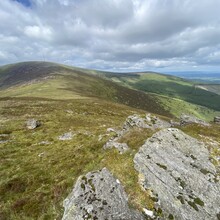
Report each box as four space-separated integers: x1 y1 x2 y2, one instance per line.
0 76 85 100
0 97 155 219
156 94 220 121
0 97 219 220
103 71 220 115
0 62 171 117
196 84 220 95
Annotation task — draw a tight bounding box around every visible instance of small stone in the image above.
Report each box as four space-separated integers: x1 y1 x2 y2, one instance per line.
103 141 129 154
106 128 116 133
26 119 41 129
58 132 73 141
143 208 154 217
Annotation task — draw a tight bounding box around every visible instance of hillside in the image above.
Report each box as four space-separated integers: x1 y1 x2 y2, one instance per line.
1 62 220 121
0 62 171 117
102 71 220 112
195 84 220 95
0 62 219 219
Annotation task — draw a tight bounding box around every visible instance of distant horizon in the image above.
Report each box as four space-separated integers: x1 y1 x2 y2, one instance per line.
1 60 220 80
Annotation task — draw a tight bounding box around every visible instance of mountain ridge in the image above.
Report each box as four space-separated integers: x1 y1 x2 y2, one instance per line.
1 61 220 121
0 61 172 117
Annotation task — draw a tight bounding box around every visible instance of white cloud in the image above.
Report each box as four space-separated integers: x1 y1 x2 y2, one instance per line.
0 0 220 72
24 25 53 41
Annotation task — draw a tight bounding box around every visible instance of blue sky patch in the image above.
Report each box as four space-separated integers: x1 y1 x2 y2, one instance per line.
13 0 31 7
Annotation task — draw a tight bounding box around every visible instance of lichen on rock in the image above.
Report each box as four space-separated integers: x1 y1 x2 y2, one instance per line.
62 168 144 220
134 128 220 220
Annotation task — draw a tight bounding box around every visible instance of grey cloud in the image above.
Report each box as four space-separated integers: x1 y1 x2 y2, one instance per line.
0 0 220 72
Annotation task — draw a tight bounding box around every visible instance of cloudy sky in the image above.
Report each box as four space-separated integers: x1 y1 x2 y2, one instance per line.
0 0 220 72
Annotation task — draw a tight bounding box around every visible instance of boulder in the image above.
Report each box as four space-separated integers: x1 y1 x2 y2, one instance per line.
123 114 170 132
26 119 41 129
134 128 220 220
214 116 220 124
180 114 209 126
62 168 144 220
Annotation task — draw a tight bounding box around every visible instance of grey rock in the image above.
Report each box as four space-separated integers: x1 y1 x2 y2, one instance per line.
214 116 220 124
103 141 129 154
180 114 209 126
170 119 180 127
123 114 170 132
58 132 73 140
62 168 144 220
26 119 41 129
103 114 170 154
134 128 220 220
106 128 117 133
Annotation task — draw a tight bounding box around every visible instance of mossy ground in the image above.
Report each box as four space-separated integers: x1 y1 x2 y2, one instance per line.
0 97 155 219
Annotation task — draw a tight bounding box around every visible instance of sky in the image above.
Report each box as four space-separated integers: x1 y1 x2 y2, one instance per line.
0 0 220 72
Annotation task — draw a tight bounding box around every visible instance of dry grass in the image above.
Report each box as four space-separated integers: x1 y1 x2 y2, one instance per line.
0 97 154 219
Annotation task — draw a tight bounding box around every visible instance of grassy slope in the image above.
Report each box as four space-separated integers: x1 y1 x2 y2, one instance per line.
102 72 220 120
0 62 171 118
0 62 167 219
0 62 219 219
0 97 156 219
196 84 220 95
0 98 219 220
1 62 220 120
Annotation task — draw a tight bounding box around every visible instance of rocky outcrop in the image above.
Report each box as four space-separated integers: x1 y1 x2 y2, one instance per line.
134 128 220 220
214 116 220 124
180 114 209 126
103 114 170 153
62 168 144 220
26 119 41 129
123 114 170 131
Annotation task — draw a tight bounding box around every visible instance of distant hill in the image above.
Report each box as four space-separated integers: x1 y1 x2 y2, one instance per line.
0 61 171 117
100 71 220 112
1 61 220 120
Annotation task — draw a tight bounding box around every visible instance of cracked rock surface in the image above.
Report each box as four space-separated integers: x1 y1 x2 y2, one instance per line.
62 168 144 220
134 128 220 220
